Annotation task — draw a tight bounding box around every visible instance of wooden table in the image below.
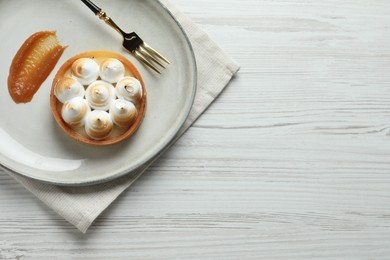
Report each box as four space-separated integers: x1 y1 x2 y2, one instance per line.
1 0 390 259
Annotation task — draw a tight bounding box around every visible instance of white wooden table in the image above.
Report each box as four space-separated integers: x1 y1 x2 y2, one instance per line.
2 0 390 259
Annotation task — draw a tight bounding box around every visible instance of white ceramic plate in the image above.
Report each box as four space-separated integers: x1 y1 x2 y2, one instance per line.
0 0 196 185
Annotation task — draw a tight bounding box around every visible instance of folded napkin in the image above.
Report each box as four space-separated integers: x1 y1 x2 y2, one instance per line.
4 0 240 233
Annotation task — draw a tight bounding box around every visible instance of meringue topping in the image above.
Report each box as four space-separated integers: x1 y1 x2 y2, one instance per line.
85 80 116 111
54 76 85 103
51 50 147 145
99 58 125 83
109 99 138 128
85 110 113 140
61 97 90 127
71 58 99 85
115 76 143 102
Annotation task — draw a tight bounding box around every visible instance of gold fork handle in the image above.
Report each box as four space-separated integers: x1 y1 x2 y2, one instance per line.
97 11 126 37
80 0 126 37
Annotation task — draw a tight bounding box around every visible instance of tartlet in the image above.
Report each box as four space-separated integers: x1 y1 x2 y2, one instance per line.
50 50 147 146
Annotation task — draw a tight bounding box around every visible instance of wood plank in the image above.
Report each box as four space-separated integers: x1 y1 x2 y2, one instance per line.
1 0 390 259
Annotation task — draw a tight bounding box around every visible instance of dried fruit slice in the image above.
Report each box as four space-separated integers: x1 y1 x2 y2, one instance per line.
8 31 67 103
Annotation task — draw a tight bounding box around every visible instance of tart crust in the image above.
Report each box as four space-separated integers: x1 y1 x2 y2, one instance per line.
50 50 147 146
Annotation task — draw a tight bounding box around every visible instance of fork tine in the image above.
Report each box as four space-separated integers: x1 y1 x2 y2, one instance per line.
142 42 171 64
139 46 166 68
133 50 161 74
82 1 170 73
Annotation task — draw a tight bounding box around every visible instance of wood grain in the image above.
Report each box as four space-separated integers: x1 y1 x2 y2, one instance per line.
2 0 390 259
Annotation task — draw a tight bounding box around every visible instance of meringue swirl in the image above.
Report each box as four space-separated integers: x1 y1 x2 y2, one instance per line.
85 110 113 140
55 76 85 103
115 76 143 103
85 80 116 111
61 97 90 127
99 58 125 83
71 58 99 85
109 99 138 128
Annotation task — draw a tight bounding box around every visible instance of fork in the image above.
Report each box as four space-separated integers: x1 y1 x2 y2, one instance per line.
80 0 170 74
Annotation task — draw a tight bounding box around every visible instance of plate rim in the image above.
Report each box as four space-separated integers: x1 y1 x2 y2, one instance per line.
0 0 197 186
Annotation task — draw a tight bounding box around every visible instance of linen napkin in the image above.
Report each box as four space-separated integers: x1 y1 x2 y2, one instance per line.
3 0 240 233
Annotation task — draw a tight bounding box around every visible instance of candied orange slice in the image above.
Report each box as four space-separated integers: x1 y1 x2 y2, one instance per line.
8 31 67 103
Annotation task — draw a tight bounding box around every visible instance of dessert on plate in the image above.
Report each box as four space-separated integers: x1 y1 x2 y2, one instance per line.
50 50 147 146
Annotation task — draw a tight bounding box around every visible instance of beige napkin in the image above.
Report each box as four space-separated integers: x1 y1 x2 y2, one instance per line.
3 0 240 233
